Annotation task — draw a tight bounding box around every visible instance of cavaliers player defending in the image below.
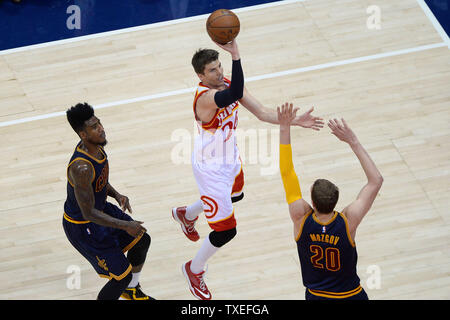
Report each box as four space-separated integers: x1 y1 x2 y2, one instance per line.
278 103 383 300
172 40 324 300
63 103 153 300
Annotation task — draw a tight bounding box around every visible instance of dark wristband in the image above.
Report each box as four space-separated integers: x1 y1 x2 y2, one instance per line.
214 59 244 108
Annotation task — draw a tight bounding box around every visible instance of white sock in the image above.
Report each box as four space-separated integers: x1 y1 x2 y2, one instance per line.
128 272 140 288
190 236 219 274
185 199 204 221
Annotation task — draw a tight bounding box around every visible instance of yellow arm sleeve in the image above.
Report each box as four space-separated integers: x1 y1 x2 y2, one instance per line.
280 144 302 204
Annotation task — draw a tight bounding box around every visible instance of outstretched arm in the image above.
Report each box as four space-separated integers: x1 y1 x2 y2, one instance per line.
240 88 280 124
240 90 324 130
278 103 313 236
328 119 383 236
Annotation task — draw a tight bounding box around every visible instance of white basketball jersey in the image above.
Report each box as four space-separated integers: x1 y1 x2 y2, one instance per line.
192 78 240 167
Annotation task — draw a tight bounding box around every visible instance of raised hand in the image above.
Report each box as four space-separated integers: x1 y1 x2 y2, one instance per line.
214 39 240 60
291 107 324 131
277 102 299 127
328 118 359 146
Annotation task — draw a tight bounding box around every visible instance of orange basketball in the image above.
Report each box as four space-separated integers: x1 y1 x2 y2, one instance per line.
206 9 240 45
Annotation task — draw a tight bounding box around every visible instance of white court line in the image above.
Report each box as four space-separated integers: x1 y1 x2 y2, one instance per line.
246 42 447 82
0 0 307 56
416 0 450 48
0 41 446 128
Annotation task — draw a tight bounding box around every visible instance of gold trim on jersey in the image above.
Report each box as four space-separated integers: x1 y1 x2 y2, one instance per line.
207 210 236 232
208 209 235 224
308 285 362 299
67 157 96 187
122 232 144 253
76 145 107 164
312 211 339 226
295 209 313 242
230 157 244 196
63 212 90 224
339 212 356 247
193 78 239 132
99 264 132 281
193 87 214 123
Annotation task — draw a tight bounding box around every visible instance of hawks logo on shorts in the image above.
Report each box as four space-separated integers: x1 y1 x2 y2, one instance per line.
201 195 219 219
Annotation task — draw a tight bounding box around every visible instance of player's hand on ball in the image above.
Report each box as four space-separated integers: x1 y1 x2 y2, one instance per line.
214 39 237 51
214 39 240 59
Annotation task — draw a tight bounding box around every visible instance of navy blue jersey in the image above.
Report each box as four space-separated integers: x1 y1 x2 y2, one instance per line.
296 210 363 299
62 142 140 280
64 141 109 221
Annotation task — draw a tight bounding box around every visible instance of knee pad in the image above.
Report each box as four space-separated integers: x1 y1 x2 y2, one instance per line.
127 232 151 266
231 192 244 203
209 228 237 248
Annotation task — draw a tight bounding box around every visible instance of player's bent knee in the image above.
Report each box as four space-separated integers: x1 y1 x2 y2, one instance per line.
209 228 237 248
139 232 151 250
127 232 151 266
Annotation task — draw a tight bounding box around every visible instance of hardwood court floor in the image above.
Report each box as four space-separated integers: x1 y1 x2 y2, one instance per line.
0 0 449 300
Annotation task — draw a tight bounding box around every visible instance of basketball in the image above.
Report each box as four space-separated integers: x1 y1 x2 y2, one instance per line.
206 9 240 45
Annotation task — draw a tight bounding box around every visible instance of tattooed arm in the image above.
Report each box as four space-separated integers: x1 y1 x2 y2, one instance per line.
69 160 144 237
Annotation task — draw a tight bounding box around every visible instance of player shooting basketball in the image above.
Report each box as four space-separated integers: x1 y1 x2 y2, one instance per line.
172 38 324 300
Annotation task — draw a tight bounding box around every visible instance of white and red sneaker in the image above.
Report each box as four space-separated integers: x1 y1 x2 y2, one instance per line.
182 260 211 300
172 206 200 242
